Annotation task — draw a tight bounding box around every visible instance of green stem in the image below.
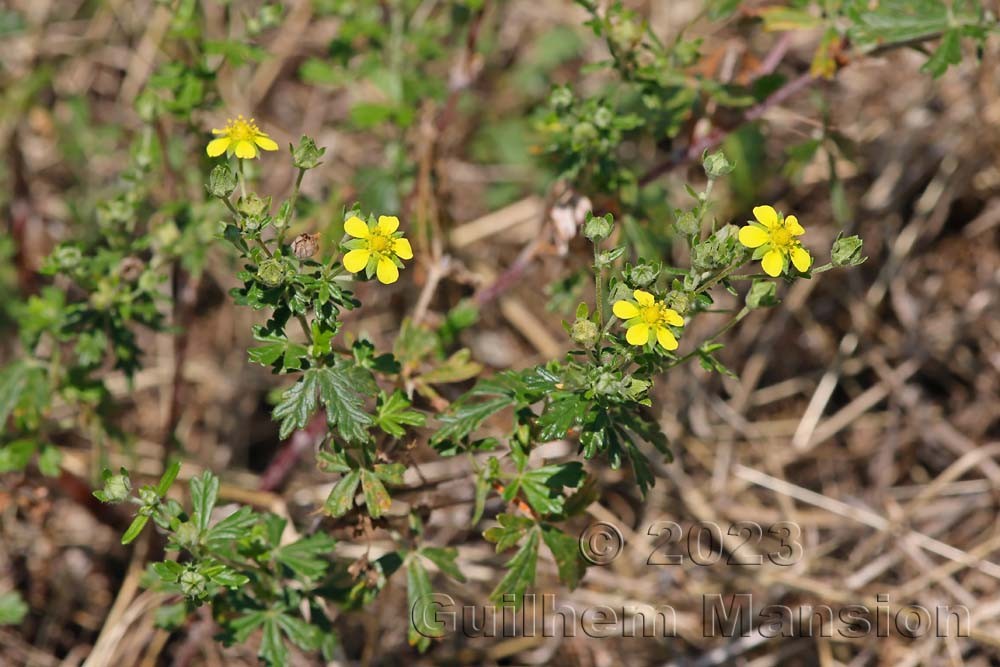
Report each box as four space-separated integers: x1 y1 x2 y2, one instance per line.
593 245 605 349
279 167 306 246
238 159 247 199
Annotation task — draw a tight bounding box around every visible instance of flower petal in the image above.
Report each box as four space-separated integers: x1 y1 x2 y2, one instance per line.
790 245 812 272
761 248 784 277
663 309 684 327
392 237 413 260
738 224 769 248
785 215 805 236
253 134 279 151
206 137 231 157
613 300 640 320
234 140 257 159
376 256 400 284
344 216 370 239
753 205 779 229
633 289 655 306
342 249 371 273
376 215 399 235
656 326 678 351
211 128 227 135
625 323 650 346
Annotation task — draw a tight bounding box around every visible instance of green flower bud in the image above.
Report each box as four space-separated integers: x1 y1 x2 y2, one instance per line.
593 106 613 129
594 372 625 397
256 258 285 286
179 568 208 599
675 210 700 236
583 212 614 242
206 164 237 198
571 318 599 347
54 245 83 270
237 193 271 219
702 149 735 180
831 234 865 267
291 135 326 170
625 262 659 288
571 121 598 149
98 471 132 503
550 86 573 109
174 521 200 549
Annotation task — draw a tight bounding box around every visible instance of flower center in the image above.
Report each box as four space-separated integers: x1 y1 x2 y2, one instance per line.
368 234 392 254
770 227 792 248
641 304 666 325
225 115 259 141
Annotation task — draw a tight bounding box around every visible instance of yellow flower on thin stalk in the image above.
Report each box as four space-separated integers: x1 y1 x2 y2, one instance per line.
612 289 685 351
206 115 279 159
738 205 812 278
341 215 413 285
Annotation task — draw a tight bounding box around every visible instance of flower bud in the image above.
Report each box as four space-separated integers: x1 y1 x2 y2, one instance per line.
702 149 735 179
583 212 614 242
257 258 285 286
206 164 237 198
291 135 326 170
117 256 145 282
570 318 599 347
237 193 271 219
831 235 865 266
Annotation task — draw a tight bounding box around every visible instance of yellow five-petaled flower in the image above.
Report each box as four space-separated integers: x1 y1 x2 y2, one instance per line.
738 205 812 277
342 215 413 285
206 115 279 160
613 289 684 351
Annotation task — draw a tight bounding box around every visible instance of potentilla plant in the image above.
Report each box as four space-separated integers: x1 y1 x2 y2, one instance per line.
89 122 864 663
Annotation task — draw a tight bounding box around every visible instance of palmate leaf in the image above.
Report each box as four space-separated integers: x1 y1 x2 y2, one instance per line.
275 533 336 580
406 558 435 650
273 362 374 442
431 394 514 444
516 462 586 516
360 469 391 518
374 390 426 438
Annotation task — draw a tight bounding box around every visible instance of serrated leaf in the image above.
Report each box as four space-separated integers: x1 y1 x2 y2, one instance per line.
489 529 539 607
273 374 319 439
156 460 181 497
406 558 435 649
432 394 514 444
374 391 426 438
324 470 361 517
205 506 259 549
484 513 534 552
314 363 374 444
541 524 586 589
518 462 585 516
360 469 391 518
420 547 466 582
275 533 336 580
259 616 288 666
190 471 219 533
537 393 587 441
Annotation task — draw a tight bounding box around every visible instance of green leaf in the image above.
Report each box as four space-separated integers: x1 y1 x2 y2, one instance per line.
0 440 35 473
273 373 319 439
537 393 587 441
420 547 466 583
190 471 219 533
259 616 288 666
275 612 321 651
541 524 586 589
36 444 61 477
517 462 585 516
314 363 375 444
153 603 188 630
406 558 435 649
0 362 28 427
121 515 150 545
156 460 181 496
432 395 514 444
484 513 534 552
374 391 426 438
360 469 391 518
832 234 866 267
489 528 539 607
205 506 259 549
0 591 28 625
275 533 336 580
848 0 951 48
324 470 361 517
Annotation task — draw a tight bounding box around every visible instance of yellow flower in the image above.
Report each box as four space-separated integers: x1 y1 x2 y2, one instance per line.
206 115 279 160
738 205 812 277
341 215 413 285
612 289 684 351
